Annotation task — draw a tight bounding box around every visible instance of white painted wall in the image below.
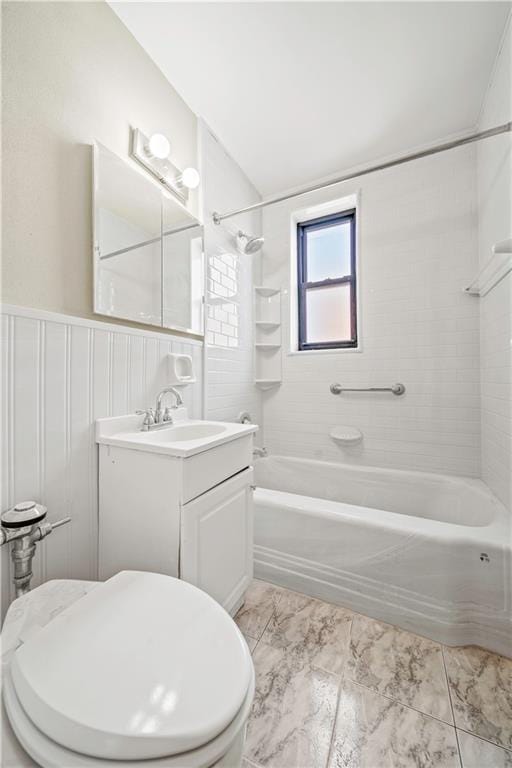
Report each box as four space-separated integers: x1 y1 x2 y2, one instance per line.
1 1 198 333
200 122 263 430
0 305 203 619
262 147 481 476
477 15 512 510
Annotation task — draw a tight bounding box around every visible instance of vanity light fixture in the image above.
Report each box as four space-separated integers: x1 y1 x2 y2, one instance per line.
145 133 171 160
177 167 200 190
131 127 199 204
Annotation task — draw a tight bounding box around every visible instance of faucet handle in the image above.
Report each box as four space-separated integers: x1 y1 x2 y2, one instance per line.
163 407 174 422
136 409 155 427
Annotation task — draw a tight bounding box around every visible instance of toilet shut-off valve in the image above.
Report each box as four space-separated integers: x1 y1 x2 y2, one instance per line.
0 501 71 598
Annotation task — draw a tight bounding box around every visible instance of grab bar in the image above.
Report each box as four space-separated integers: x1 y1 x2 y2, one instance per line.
330 382 406 396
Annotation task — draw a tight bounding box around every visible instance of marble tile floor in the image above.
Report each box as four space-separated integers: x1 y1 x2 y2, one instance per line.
236 580 512 768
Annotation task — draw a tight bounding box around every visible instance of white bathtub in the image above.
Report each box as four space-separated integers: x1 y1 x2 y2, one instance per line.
253 456 512 657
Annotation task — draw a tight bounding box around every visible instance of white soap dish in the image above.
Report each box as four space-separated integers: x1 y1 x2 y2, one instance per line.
167 353 196 386
330 426 363 445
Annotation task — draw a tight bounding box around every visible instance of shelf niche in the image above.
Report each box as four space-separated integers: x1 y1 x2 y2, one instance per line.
254 286 282 389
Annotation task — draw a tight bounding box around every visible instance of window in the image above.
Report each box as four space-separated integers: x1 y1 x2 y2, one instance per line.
297 209 357 350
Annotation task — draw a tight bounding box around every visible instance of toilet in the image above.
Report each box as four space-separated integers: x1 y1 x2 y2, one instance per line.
2 571 255 768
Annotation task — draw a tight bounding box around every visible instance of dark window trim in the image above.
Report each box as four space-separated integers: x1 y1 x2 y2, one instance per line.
297 209 357 351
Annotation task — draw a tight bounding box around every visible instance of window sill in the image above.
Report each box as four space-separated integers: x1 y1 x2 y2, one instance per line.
288 346 362 356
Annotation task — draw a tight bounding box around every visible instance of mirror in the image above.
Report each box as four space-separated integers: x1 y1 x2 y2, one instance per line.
93 142 204 334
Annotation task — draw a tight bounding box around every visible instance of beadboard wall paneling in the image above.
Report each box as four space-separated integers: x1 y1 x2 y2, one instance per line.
1 306 203 618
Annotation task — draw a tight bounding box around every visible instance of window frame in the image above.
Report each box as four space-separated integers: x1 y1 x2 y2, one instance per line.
297 209 357 351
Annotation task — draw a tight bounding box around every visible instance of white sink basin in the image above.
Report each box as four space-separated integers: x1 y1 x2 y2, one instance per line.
149 423 227 442
96 411 257 458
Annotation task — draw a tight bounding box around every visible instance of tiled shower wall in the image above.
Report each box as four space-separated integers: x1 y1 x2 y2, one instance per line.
262 145 481 476
1 305 203 618
200 121 263 428
477 16 512 510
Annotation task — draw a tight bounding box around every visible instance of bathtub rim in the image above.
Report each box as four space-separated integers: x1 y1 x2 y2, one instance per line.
255 487 508 547
253 454 509 541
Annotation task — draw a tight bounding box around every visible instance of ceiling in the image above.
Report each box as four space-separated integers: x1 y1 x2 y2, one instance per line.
110 2 510 196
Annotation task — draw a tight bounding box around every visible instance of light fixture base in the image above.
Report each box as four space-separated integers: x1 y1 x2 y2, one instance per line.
130 128 189 204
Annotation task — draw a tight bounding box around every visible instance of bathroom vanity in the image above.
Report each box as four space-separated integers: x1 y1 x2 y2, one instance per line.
96 410 257 615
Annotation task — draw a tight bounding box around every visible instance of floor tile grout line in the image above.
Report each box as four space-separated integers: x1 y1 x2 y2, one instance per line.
441 645 463 767
325 617 354 768
440 645 456 721
455 726 512 754
344 675 459 730
346 611 457 727
243 582 288 655
253 600 282 652
241 584 292 768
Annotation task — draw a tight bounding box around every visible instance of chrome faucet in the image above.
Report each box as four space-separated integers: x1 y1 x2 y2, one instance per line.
155 387 183 424
136 387 184 432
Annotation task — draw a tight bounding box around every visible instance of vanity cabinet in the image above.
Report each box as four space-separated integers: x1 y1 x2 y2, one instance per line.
181 469 253 610
98 432 254 615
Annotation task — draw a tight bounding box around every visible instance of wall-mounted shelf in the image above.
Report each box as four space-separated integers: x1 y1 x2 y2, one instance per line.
255 321 280 330
254 286 281 297
255 379 281 390
464 238 512 297
254 286 282 389
255 343 281 350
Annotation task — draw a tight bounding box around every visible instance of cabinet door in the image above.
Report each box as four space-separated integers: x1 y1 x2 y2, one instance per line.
181 468 253 614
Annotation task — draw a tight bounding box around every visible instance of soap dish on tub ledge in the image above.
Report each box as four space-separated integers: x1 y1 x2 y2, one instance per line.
329 426 363 445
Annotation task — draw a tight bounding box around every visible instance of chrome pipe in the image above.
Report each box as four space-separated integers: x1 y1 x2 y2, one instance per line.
212 122 512 225
1 502 71 598
330 383 406 396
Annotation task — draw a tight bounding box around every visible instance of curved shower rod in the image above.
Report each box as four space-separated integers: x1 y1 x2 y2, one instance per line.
212 122 512 225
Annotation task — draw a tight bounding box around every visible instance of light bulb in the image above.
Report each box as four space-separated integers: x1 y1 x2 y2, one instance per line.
181 167 200 190
146 133 170 160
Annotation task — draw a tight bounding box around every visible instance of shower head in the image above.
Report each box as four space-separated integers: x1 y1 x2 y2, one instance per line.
236 230 265 255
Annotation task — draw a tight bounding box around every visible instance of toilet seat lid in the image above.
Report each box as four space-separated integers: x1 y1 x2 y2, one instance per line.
10 571 252 761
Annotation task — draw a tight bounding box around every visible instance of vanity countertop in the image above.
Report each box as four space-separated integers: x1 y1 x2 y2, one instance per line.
96 413 258 458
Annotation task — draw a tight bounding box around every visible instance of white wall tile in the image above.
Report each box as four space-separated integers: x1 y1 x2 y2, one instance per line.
477 16 512 510
200 121 263 431
262 146 481 476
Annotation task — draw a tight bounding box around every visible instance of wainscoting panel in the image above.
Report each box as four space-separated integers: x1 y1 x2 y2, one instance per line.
1 305 203 618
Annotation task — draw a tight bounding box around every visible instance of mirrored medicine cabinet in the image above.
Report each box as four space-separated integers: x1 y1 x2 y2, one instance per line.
93 142 204 335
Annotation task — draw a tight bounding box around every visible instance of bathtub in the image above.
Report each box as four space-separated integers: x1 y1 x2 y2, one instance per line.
253 456 512 657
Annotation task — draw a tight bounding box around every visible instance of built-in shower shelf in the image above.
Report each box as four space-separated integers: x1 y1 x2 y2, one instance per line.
255 321 280 330
254 286 280 297
255 379 281 390
254 286 282 388
255 343 281 350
